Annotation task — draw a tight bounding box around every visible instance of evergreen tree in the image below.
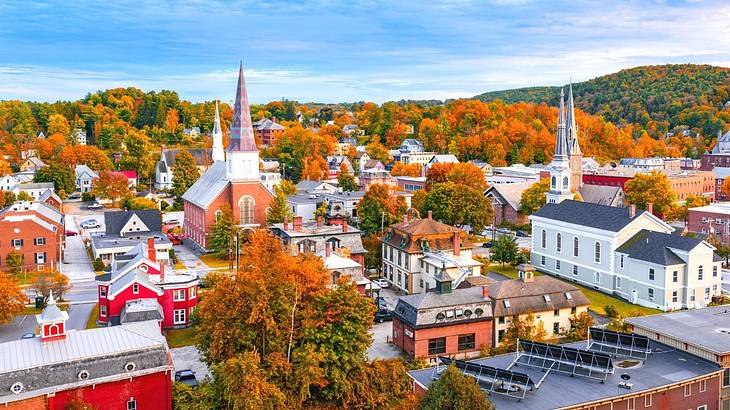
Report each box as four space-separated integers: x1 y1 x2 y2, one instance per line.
337 164 358 192
266 185 292 225
171 150 200 209
34 163 75 197
209 205 235 257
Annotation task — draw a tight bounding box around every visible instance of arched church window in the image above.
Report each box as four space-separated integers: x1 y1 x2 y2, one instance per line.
551 176 556 188
563 176 569 189
239 196 255 225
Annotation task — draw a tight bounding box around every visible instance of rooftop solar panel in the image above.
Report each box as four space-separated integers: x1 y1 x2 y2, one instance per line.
587 327 651 361
513 339 614 382
435 356 536 400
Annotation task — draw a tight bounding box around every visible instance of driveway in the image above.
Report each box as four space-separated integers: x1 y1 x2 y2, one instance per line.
174 243 206 270
171 346 211 381
367 320 403 361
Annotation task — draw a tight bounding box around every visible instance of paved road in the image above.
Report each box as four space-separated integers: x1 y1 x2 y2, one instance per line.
367 320 403 361
171 346 210 381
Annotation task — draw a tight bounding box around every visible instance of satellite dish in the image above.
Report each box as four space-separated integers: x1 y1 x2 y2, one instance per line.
610 162 617 168
620 373 631 381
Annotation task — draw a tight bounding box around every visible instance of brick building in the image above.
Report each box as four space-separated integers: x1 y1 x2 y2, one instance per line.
484 181 535 226
687 202 730 245
96 238 199 328
182 63 274 251
0 297 172 409
0 201 64 273
701 129 730 170
583 168 715 202
252 118 285 147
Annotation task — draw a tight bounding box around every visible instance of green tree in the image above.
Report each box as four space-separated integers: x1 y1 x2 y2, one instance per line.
279 179 297 196
124 197 158 210
421 182 493 232
562 311 595 342
314 201 328 220
356 184 408 235
208 204 235 257
491 235 518 267
171 150 200 209
519 178 550 215
419 364 495 410
495 312 556 354
266 185 292 225
6 252 24 274
16 191 33 202
33 161 76 193
337 168 359 192
624 171 676 217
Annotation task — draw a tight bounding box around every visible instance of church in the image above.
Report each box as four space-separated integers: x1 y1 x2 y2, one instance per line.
182 63 274 251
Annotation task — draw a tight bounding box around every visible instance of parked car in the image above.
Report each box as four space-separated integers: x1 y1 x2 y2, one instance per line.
496 227 512 235
174 370 199 388
80 219 100 229
20 333 35 340
516 230 530 237
165 219 180 226
68 192 81 200
375 296 387 311
64 230 79 236
482 241 493 248
373 278 390 288
374 309 392 323
86 202 103 210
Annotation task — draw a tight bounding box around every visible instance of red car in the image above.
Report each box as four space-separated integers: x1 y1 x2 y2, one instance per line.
65 230 79 236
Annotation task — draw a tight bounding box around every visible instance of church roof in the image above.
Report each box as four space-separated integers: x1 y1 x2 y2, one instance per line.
578 184 623 206
616 229 705 266
181 161 229 209
227 62 258 152
532 199 649 232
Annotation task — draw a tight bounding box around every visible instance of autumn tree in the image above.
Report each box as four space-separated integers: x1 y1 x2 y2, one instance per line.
279 179 297 196
208 204 235 257
519 178 550 215
0 159 11 175
671 194 710 222
0 274 25 324
171 150 200 209
365 141 390 163
345 359 416 409
33 271 70 306
212 352 287 409
59 145 113 171
421 182 493 232
92 171 131 207
419 364 495 410
123 197 157 210
301 155 329 181
266 184 293 225
337 164 359 192
34 163 75 197
391 162 421 177
5 252 24 274
490 235 518 267
426 163 454 188
720 178 730 199
447 162 487 190
624 171 676 216
562 311 595 342
496 312 557 354
47 113 70 137
357 184 408 235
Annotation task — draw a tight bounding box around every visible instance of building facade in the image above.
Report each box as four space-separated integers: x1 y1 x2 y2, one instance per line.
0 201 64 273
688 202 730 246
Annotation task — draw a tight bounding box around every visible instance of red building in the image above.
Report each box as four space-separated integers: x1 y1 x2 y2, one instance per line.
0 201 64 273
253 118 286 147
96 237 199 328
0 296 172 409
183 63 274 251
687 203 730 246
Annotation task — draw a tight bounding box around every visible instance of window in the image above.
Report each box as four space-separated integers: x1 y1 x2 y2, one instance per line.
100 287 107 298
189 287 197 299
644 393 652 407
705 287 711 299
556 233 562 252
562 176 568 189
34 237 46 245
690 289 696 302
627 397 635 410
673 270 678 283
132 283 139 294
714 266 718 277
616 276 622 289
699 379 706 393
620 254 624 268
553 322 560 334
541 230 546 248
551 176 556 188
593 271 600 284
174 289 185 301
541 255 546 266
498 316 505 324
11 239 23 248
648 288 654 301
555 260 561 270
504 300 511 308
649 268 655 280
573 237 579 257
544 294 551 302
572 265 578 275
672 291 678 303
684 384 691 397
457 334 475 351
571 307 576 315
428 338 446 355
127 398 137 410
498 329 505 342
723 368 730 387
553 309 559 317
698 265 703 280
215 210 222 221
238 196 255 225
35 252 45 264
173 309 186 324
100 305 107 317
594 242 601 263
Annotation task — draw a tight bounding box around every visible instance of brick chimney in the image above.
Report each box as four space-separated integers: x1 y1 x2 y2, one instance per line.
482 286 490 299
427 210 432 220
147 237 156 262
293 216 303 231
159 261 165 282
342 220 348 233
325 242 331 258
629 204 636 218
647 202 653 215
316 215 323 227
283 216 289 231
453 232 460 256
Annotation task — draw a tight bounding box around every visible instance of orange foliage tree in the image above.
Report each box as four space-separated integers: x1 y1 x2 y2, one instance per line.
390 162 421 177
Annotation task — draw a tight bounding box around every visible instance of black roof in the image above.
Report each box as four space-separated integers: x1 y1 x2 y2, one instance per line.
616 229 705 266
532 200 645 232
104 210 162 235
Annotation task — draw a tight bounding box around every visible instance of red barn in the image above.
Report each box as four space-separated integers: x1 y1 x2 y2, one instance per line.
96 237 199 328
0 297 172 410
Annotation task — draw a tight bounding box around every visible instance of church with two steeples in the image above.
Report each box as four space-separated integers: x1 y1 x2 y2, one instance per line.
182 63 274 251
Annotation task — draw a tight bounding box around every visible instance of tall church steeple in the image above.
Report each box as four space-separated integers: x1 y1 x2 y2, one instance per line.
566 82 583 191
546 89 573 205
226 62 260 181
212 101 224 162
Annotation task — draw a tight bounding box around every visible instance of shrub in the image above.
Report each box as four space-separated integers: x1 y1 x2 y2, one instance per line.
93 257 105 272
82 192 96 202
603 304 619 318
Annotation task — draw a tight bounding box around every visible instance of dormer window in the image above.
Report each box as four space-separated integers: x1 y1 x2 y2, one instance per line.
543 295 551 302
503 300 511 308
565 292 572 300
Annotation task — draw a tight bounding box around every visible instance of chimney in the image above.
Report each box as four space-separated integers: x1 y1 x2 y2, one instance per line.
629 204 636 218
147 237 156 262
427 210 432 220
293 216 303 231
647 202 653 215
160 261 165 282
482 286 490 299
342 220 348 233
453 232 461 256
283 216 289 231
325 242 331 258
316 215 323 227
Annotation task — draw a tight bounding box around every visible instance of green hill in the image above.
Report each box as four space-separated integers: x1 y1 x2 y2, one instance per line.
474 64 730 138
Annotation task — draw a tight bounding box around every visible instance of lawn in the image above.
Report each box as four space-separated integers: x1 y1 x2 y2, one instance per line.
14 270 43 285
486 264 660 317
199 254 230 269
166 327 197 348
86 304 100 329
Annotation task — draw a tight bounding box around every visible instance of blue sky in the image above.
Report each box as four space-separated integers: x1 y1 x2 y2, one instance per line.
1 0 729 103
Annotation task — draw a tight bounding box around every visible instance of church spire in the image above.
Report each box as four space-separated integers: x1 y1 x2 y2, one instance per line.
212 101 224 162
566 82 582 155
554 88 568 161
228 61 258 153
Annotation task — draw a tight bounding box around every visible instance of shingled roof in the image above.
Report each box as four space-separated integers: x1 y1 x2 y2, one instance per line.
382 217 473 253
104 210 162 235
488 276 590 317
616 229 707 266
532 199 646 232
393 286 493 328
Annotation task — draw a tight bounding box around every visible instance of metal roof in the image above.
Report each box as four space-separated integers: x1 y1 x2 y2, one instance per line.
181 161 229 209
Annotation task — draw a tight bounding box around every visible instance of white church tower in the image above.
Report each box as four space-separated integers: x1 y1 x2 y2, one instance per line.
546 88 574 204
226 62 260 181
211 101 225 162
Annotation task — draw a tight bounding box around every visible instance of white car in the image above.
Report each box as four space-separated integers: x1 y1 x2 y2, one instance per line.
80 219 101 229
373 278 390 288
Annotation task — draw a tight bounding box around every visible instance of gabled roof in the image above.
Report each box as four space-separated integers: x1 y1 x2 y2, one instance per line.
75 165 98 179
488 276 589 317
105 210 162 235
181 161 229 209
616 229 707 266
532 200 656 232
578 184 623 206
485 181 536 211
162 148 212 167
38 189 61 204
253 118 285 131
429 154 459 164
391 217 461 236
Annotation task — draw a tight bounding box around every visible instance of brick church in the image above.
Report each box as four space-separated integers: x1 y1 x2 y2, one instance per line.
183 63 274 251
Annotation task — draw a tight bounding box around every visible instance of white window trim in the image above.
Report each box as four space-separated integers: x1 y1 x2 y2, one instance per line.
188 287 197 299
644 393 652 407
173 309 186 324
173 289 186 302
99 287 107 298
132 283 139 294
100 305 107 317
684 384 691 397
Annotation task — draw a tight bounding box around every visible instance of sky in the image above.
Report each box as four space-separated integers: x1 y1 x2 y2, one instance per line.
1 0 729 104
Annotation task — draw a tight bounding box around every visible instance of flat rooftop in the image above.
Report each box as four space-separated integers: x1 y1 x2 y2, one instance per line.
408 340 719 410
688 202 730 216
626 306 730 355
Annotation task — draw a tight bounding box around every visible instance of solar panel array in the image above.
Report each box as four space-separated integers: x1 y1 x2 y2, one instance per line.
436 356 536 400
514 339 614 381
587 327 651 361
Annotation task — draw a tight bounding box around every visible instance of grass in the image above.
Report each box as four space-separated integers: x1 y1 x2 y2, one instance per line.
165 327 197 348
174 261 186 270
86 304 100 329
199 254 230 269
13 270 43 286
486 264 660 317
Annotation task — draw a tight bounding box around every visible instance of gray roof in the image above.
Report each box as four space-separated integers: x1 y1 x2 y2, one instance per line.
485 181 535 211
616 229 706 266
488 276 590 317
288 193 324 205
253 118 285 131
532 199 648 232
181 161 229 209
163 148 212 167
408 340 720 410
394 287 493 328
104 210 162 235
19 182 54 190
75 165 98 179
120 299 164 324
578 184 624 206
626 306 730 355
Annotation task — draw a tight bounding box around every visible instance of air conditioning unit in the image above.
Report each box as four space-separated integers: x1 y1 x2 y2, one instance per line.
618 381 633 389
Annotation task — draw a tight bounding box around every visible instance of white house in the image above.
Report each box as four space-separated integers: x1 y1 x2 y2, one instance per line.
75 165 98 193
74 129 87 145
